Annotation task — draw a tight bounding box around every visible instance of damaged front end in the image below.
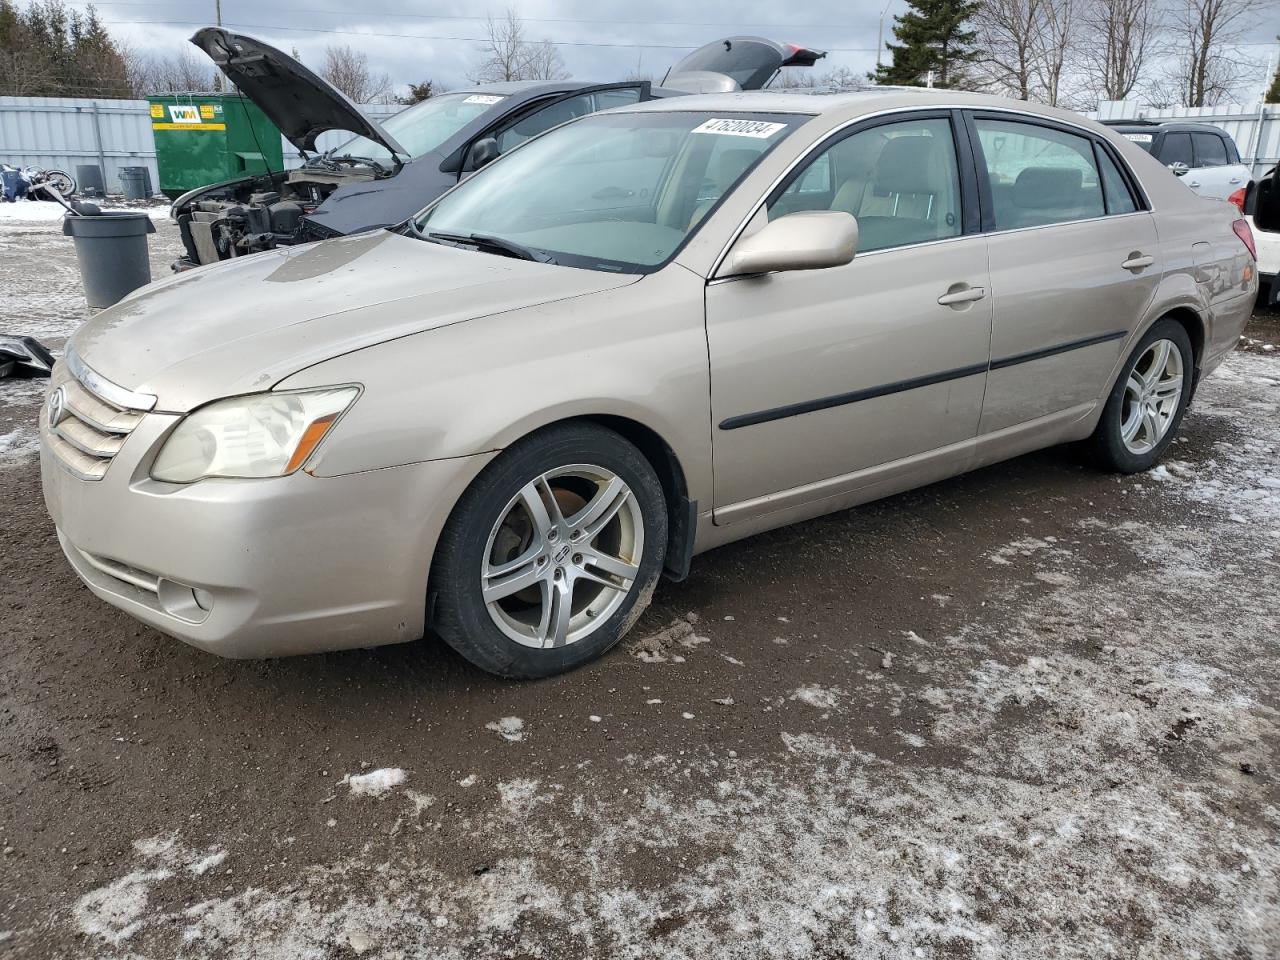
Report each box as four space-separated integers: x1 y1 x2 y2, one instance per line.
174 27 408 270
171 162 381 269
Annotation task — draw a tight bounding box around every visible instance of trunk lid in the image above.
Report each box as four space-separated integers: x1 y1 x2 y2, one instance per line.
663 36 826 93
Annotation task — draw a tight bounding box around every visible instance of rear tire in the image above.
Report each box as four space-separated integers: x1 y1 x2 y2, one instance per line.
1087 319 1194 473
429 422 667 678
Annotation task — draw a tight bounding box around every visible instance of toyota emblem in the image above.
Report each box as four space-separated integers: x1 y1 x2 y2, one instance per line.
47 386 66 426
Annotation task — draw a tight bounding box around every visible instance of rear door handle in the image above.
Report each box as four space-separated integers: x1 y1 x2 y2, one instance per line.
1122 254 1155 271
937 285 986 306
1187 181 1200 188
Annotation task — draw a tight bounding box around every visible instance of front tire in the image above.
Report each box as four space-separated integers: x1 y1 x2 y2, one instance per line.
429 423 667 678
1087 319 1194 473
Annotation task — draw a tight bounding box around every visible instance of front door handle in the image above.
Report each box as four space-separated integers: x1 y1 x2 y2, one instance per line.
1122 254 1155 271
937 285 986 306
1228 177 1242 184
1187 181 1200 188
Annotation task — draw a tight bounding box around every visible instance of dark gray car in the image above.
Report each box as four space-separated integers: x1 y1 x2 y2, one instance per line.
172 29 824 268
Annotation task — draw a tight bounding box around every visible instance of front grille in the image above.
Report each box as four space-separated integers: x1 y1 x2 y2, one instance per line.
44 359 148 481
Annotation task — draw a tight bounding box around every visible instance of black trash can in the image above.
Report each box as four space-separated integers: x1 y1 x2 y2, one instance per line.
119 166 151 200
76 164 106 197
62 211 157 310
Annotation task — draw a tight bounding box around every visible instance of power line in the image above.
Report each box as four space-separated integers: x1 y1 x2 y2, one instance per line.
102 18 880 52
91 1 871 32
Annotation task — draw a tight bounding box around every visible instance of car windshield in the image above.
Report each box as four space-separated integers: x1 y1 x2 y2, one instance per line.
334 92 508 161
1120 131 1155 154
415 110 805 273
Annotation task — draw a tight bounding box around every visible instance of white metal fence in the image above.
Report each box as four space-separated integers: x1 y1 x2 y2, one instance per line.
1090 101 1279 178
3 94 1277 195
0 95 400 193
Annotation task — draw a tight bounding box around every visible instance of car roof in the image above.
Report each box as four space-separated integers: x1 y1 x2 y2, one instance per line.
1103 120 1233 136
451 79 600 97
612 88 1115 128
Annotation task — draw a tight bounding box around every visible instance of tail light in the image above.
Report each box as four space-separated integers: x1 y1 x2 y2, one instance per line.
1232 219 1256 260
1227 187 1246 211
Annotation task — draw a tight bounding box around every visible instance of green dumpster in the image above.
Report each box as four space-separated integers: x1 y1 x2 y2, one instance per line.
147 93 285 199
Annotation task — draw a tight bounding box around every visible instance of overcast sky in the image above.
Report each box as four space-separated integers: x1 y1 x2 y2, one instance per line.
66 0 1280 99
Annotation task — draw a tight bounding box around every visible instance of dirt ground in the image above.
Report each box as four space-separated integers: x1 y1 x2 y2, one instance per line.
1 211 1278 959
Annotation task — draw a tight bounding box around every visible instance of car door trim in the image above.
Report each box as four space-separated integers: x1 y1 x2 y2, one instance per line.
988 329 1128 370
718 329 1128 430
718 362 989 430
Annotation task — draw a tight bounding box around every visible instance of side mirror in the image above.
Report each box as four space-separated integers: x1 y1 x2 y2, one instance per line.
467 137 501 171
1168 161 1190 177
718 211 858 278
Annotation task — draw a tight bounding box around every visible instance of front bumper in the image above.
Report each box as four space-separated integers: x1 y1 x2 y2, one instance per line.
41 403 494 658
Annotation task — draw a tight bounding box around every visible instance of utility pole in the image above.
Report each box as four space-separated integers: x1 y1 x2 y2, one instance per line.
212 0 224 91
877 1 894 70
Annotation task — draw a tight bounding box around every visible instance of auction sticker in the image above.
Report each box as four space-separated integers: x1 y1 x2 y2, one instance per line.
1122 133 1154 143
463 95 505 105
692 118 787 139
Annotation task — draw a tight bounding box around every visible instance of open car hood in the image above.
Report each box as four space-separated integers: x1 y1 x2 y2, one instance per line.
663 36 826 93
190 27 408 157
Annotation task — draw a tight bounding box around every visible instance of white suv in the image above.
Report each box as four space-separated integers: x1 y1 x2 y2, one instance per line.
1105 121 1251 206
1245 167 1278 308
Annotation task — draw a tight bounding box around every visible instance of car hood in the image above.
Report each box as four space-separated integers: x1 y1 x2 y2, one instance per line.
70 230 638 412
190 27 408 157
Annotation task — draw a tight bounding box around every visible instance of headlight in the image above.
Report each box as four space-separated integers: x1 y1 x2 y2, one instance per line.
151 387 359 483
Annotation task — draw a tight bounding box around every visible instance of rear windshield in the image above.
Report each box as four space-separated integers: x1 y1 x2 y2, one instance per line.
665 39 782 90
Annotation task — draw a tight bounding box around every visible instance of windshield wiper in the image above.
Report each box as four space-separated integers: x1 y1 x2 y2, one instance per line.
424 231 557 264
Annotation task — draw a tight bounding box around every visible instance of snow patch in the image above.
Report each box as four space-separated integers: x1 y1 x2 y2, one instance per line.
341 768 406 796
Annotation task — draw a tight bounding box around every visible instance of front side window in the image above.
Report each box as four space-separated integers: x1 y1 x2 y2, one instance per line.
974 118 1104 230
1192 132 1228 167
493 87 644 154
769 116 962 253
336 92 508 161
417 111 804 272
1161 132 1194 168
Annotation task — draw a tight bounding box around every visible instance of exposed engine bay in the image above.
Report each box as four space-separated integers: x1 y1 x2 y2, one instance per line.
173 157 389 268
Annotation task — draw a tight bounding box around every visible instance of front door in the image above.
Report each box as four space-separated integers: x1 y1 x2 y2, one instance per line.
967 113 1162 434
706 113 992 521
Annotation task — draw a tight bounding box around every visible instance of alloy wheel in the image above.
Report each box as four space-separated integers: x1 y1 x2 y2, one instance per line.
1120 338 1184 455
481 464 644 649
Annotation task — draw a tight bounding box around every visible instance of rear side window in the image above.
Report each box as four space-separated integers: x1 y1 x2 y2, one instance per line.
1097 149 1138 214
1192 132 1228 167
973 118 1105 230
1161 132 1194 167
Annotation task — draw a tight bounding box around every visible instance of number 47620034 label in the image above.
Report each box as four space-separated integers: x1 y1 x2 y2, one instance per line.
691 118 788 139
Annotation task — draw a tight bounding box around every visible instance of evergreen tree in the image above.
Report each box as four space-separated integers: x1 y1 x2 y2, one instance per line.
1267 61 1279 103
871 0 981 89
0 0 133 97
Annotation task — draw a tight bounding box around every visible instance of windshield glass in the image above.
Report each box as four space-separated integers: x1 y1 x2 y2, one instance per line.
1120 131 1155 154
416 111 804 272
335 92 507 160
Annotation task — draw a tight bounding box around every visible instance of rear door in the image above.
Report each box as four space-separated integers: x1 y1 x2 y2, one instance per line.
1188 131 1248 200
969 112 1161 434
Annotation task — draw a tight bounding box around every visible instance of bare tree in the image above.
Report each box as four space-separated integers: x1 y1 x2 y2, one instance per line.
1078 0 1161 103
131 47 215 94
1165 0 1261 106
975 0 1042 100
469 8 568 83
1032 0 1076 106
319 43 394 104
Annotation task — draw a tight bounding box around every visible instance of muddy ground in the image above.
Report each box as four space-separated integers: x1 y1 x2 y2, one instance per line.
1 213 1278 959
